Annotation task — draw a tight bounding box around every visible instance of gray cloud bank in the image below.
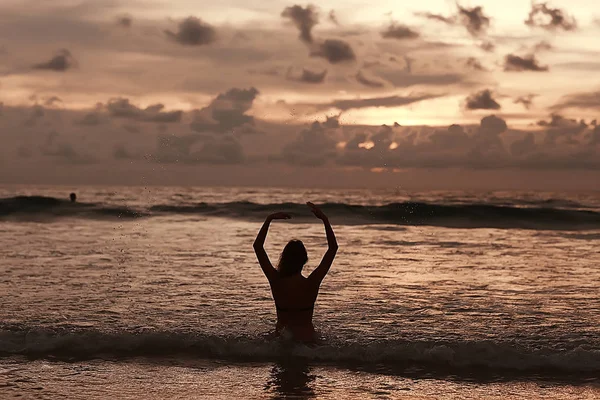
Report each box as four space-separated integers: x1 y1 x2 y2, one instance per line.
2 88 599 172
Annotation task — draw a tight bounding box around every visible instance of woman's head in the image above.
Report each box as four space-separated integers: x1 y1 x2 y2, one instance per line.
277 239 308 277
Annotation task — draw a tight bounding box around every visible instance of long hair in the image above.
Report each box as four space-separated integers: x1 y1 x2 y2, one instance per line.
277 239 308 278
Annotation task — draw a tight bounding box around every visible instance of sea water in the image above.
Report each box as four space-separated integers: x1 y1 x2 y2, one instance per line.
1 185 599 399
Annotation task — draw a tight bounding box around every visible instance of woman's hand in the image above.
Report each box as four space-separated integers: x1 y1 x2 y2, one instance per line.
306 202 328 221
269 212 292 220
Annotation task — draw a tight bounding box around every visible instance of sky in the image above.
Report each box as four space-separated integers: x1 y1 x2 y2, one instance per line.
0 0 599 190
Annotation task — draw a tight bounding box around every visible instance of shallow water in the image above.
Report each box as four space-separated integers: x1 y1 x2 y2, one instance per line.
1 185 599 398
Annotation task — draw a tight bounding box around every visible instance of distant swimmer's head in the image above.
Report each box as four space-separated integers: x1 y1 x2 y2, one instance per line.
277 239 308 278
69 193 77 202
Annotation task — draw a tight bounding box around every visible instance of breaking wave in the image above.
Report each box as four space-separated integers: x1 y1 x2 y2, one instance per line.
2 196 600 230
0 326 598 377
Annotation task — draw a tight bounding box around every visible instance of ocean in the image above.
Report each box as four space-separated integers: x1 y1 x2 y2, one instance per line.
0 185 599 399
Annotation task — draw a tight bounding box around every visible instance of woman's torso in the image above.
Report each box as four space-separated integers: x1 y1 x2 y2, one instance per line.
270 274 319 342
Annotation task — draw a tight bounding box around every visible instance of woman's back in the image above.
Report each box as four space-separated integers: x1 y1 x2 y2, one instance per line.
270 274 319 341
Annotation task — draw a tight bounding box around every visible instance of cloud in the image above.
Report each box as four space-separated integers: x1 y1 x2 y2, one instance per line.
311 39 356 63
414 12 455 24
76 111 104 126
41 133 96 164
113 143 138 160
165 17 216 46
510 133 536 156
287 67 327 84
465 57 485 71
465 89 501 110
537 114 588 145
335 115 512 170
550 90 600 111
280 5 355 64
190 87 260 134
194 136 245 164
328 10 339 26
151 134 246 165
504 54 549 72
151 133 201 163
479 41 495 52
281 120 338 166
587 126 600 147
525 3 577 31
150 133 249 165
24 105 45 126
533 40 553 52
355 70 386 88
281 4 319 44
317 93 441 111
32 49 75 71
106 98 183 123
44 96 62 107
513 94 538 110
117 14 132 28
381 22 420 40
415 6 490 37
457 5 491 37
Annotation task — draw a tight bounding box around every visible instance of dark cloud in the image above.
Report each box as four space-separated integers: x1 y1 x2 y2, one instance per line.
113 144 138 160
190 87 260 134
589 125 600 145
165 17 216 46
106 98 183 123
336 115 513 170
525 3 577 31
381 22 420 40
194 136 245 164
281 4 319 44
24 105 45 126
152 134 245 165
479 41 495 52
457 5 491 37
17 145 32 158
151 133 201 163
533 40 553 52
281 120 338 166
414 12 455 24
328 10 339 26
287 67 327 84
415 6 490 37
311 39 356 64
123 124 141 134
537 114 588 145
510 133 536 156
550 90 600 111
465 89 501 110
465 57 485 71
117 15 132 28
76 112 104 126
32 49 75 72
504 54 549 72
355 70 386 88
44 96 62 107
513 94 537 110
41 133 95 164
319 93 441 111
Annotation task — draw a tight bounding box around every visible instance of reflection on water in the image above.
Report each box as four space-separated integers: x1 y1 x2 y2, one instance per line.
265 359 317 398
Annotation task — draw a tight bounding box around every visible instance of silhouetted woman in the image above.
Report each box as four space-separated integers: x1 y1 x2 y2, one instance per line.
253 202 338 343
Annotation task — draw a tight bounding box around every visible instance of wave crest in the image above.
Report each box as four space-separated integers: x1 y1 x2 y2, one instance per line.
2 196 600 230
1 327 598 375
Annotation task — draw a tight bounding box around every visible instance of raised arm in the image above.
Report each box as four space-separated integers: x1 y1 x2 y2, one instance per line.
253 212 291 281
307 202 338 285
